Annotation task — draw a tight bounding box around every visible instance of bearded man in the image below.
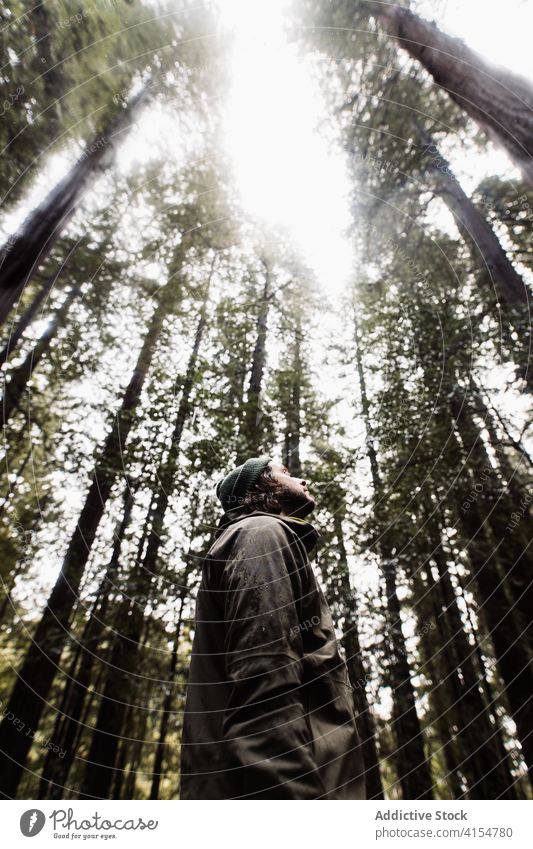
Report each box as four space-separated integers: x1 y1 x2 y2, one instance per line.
179 455 366 799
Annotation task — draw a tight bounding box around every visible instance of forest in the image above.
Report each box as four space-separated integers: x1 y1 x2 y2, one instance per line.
0 0 532 801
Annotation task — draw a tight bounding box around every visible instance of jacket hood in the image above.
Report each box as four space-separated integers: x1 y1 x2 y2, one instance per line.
214 504 320 555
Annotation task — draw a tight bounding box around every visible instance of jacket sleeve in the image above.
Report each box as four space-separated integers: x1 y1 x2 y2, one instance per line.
220 519 327 799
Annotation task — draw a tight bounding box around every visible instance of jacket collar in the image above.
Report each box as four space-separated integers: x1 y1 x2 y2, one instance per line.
215 505 320 555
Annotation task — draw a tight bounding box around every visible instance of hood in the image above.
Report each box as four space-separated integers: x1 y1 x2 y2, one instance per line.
214 504 320 555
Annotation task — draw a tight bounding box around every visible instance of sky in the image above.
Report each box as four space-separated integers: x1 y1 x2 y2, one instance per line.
216 0 533 296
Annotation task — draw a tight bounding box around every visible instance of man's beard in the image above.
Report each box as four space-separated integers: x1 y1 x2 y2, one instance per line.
278 486 316 518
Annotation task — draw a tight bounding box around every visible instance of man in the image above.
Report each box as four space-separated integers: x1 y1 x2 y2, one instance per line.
179 455 366 799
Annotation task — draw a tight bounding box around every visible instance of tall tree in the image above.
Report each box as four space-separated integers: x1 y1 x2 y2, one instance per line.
0 88 149 326
1 285 80 426
0 0 181 206
0 279 174 797
352 312 434 799
37 482 136 799
359 1 533 186
235 257 273 462
80 269 213 798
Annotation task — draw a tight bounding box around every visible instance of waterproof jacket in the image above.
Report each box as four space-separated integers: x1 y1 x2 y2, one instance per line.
179 505 366 799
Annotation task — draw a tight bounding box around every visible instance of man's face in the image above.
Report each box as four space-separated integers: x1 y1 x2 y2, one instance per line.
268 461 316 517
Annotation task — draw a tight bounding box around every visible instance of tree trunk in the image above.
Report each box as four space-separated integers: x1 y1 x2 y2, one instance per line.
110 705 133 799
450 558 526 798
150 599 185 799
423 650 465 799
0 270 63 366
427 150 529 305
1 285 80 426
122 703 150 800
354 314 434 799
236 259 271 462
38 485 135 798
80 290 210 799
449 406 533 792
366 3 533 187
0 88 149 326
333 513 384 799
450 390 533 648
449 393 533 788
425 527 518 798
0 290 167 798
457 499 533 790
283 319 302 477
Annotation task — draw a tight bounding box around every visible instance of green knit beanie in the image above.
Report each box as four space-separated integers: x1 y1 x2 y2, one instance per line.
216 455 271 511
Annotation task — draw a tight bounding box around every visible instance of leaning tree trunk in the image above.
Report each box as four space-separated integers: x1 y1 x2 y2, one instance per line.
354 314 434 799
426 149 529 306
365 2 533 187
0 88 149 326
80 292 210 799
0 269 64 366
1 285 80 427
0 289 168 798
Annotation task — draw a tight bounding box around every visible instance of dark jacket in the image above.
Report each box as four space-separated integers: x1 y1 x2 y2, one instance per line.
179 506 366 799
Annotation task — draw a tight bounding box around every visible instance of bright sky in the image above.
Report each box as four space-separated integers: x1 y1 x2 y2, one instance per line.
219 0 352 294
216 0 533 295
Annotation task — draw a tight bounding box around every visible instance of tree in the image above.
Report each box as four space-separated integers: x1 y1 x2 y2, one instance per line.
79 262 214 798
0 88 149 326
360 1 533 186
353 311 435 799
0 278 174 797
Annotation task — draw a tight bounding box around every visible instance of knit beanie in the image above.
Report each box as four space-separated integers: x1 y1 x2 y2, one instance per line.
216 455 271 511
